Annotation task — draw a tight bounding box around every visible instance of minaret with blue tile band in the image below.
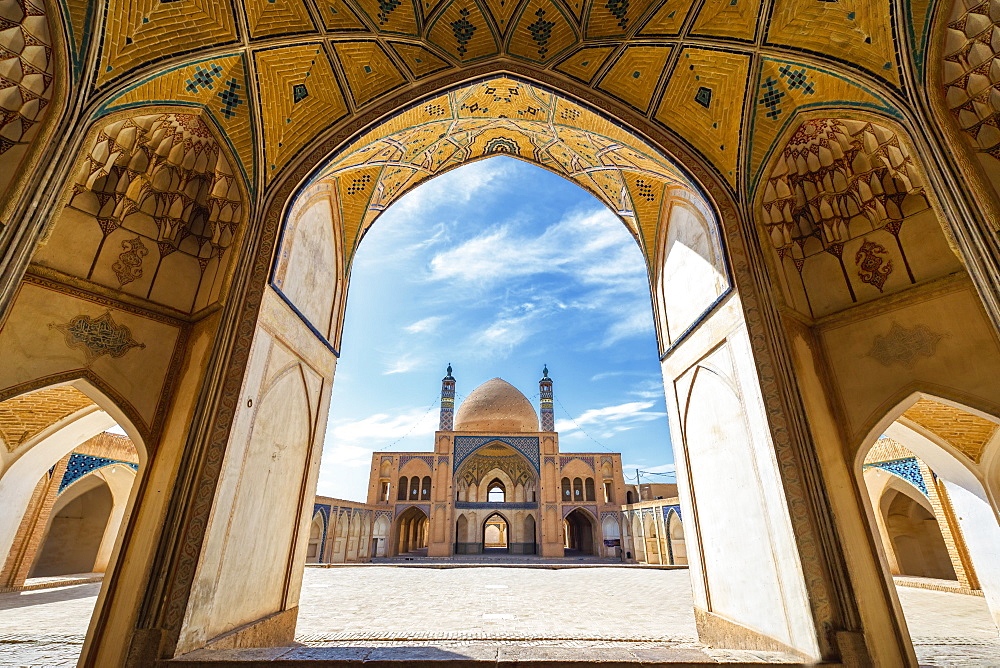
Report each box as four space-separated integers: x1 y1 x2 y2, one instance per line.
539 365 554 432
439 363 455 431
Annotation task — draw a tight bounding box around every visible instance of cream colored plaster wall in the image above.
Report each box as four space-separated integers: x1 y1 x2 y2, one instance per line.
785 316 911 666
819 279 1000 447
275 196 340 340
657 202 727 345
0 282 180 426
178 327 325 650
661 293 819 658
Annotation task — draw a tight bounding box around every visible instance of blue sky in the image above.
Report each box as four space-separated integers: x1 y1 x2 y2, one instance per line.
316 157 675 502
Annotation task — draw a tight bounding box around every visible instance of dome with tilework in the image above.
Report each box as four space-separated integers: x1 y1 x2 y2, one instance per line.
453 378 539 433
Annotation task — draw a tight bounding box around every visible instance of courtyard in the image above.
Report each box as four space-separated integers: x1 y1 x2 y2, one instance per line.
1 566 998 666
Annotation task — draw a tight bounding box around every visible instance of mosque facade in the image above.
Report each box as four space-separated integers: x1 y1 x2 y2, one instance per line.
367 368 629 558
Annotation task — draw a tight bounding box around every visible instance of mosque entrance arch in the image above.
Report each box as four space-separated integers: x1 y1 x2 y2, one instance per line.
393 506 428 557
482 513 509 554
563 508 598 556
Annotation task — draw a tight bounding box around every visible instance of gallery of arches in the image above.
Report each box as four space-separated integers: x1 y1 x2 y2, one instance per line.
5 0 1000 663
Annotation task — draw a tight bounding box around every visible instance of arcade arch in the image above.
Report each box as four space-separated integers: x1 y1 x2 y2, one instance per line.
564 508 597 555
394 505 428 556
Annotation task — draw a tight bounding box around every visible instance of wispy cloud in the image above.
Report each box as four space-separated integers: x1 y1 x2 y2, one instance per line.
555 400 666 436
405 316 444 335
384 355 419 375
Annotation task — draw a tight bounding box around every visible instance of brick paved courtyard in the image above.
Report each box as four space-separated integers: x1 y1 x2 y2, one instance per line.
1 566 999 665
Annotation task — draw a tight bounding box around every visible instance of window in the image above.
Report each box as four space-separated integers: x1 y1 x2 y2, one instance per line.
573 477 583 501
397 477 407 501
561 477 571 501
381 481 390 502
604 481 614 503
488 479 505 502
585 477 595 502
421 476 432 500
409 476 420 500
626 490 635 504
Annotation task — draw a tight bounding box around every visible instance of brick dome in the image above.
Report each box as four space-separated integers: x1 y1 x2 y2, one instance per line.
453 378 539 433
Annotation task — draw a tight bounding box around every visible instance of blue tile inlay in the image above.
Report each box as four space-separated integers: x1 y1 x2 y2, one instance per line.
453 436 540 472
59 453 137 493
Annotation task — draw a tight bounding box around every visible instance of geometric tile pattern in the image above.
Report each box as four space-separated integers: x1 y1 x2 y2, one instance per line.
655 48 750 185
255 45 348 180
766 0 899 85
427 0 500 61
749 58 899 185
246 0 317 38
389 42 451 78
353 0 419 35
597 45 673 113
585 0 658 38
690 0 760 41
0 386 94 453
98 0 238 84
5 0 977 253
332 41 407 107
862 456 928 495
98 55 255 182
508 0 578 65
309 78 694 262
639 0 694 36
453 436 540 472
59 453 138 494
553 45 616 83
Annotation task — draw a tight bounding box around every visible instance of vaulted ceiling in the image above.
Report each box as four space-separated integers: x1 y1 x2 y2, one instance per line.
5 0 954 207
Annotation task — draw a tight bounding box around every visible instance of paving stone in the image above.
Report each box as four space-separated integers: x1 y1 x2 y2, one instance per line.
2 568 1000 665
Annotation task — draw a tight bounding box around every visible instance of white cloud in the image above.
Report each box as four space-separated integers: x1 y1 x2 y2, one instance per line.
388 159 517 219
555 400 666 434
383 355 419 375
405 316 444 334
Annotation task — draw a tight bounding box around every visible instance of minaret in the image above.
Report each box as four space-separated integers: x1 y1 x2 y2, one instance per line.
439 363 456 431
539 365 554 431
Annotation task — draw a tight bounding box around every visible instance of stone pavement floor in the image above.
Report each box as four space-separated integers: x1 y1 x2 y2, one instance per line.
0 567 998 666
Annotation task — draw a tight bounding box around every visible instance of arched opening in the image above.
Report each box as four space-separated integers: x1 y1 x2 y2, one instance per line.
0 380 146 665
31 476 112 577
602 516 621 558
626 490 635 504
881 488 955 580
371 516 390 558
420 476 431 501
397 477 407 501
523 515 536 555
564 508 597 555
306 513 325 563
487 479 505 503
584 477 596 502
408 476 420 501
393 506 428 557
561 478 572 502
482 513 509 554
668 511 687 565
855 393 1000 660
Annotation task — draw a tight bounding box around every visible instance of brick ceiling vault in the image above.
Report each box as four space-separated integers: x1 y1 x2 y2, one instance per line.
18 0 940 213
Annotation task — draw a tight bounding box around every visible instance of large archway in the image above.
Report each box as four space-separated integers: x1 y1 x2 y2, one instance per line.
4 0 1000 654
